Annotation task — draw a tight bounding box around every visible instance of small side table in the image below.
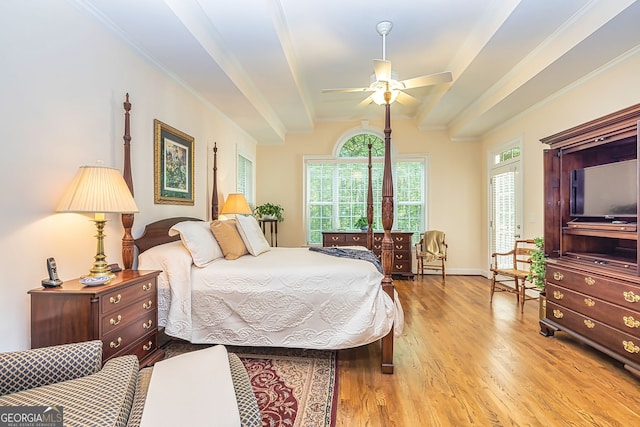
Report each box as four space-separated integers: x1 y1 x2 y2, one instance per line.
259 218 278 247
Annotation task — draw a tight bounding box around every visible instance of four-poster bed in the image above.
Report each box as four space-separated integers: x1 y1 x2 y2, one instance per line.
120 94 401 373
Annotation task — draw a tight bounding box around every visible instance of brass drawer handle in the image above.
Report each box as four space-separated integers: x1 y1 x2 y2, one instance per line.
143 300 153 310
109 294 122 304
623 340 640 354
553 290 563 300
584 277 596 286
142 283 152 291
395 245 403 250
331 236 340 241
395 254 404 259
583 319 595 329
353 236 360 241
623 316 640 329
143 341 153 351
109 315 122 326
143 319 153 329
553 309 564 319
553 272 563 281
584 298 595 307
623 291 640 303
395 264 402 270
110 337 122 349
374 237 382 242
395 237 403 241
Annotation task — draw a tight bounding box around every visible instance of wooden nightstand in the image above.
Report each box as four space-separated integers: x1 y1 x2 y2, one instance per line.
29 270 164 367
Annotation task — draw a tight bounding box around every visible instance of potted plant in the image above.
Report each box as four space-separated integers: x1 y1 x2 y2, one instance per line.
253 202 284 222
527 237 547 319
354 216 369 230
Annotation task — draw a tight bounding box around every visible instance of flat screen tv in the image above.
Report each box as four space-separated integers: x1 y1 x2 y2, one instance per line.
570 159 637 218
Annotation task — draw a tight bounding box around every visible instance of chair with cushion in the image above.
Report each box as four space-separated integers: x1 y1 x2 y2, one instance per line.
490 239 539 312
415 230 448 282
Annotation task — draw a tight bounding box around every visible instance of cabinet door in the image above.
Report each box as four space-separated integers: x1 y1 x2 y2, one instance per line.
543 148 561 259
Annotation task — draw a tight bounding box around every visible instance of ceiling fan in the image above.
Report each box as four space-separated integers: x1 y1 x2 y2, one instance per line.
322 21 452 107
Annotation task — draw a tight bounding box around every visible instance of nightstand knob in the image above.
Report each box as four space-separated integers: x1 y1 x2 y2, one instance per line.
142 283 152 291
143 300 153 310
109 337 122 349
110 315 122 326
109 294 122 304
143 319 153 329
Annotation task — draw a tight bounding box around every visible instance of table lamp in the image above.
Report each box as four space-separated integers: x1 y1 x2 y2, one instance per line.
56 165 139 278
221 193 252 216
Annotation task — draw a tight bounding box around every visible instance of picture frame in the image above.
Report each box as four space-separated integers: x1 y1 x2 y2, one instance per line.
154 119 195 205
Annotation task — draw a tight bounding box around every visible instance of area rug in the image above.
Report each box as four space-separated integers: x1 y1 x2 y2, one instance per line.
163 341 338 427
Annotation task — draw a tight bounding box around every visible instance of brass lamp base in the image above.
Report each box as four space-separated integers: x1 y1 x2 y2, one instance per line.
88 217 115 279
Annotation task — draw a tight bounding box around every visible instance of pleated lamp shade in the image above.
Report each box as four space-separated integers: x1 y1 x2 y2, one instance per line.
221 193 252 215
56 166 139 214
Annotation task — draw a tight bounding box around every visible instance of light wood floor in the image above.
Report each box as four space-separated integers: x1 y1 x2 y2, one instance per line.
336 275 640 426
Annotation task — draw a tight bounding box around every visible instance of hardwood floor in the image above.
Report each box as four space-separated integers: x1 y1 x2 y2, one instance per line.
336 275 640 426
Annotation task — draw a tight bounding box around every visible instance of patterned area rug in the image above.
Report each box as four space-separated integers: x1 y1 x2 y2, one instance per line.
163 341 338 427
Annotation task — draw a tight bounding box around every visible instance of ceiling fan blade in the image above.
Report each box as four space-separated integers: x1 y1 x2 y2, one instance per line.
357 96 374 108
322 87 372 93
396 91 421 107
400 71 452 90
373 59 392 82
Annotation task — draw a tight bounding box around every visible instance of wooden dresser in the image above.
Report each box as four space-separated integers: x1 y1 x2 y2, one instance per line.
29 270 164 367
540 103 640 376
322 231 414 278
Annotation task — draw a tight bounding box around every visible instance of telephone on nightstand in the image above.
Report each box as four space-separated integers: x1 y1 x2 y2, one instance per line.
41 257 63 288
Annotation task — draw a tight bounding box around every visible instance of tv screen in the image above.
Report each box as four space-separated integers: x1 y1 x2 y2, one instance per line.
571 159 637 218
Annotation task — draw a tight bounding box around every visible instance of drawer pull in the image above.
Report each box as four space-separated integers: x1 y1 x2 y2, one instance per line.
553 272 563 281
583 319 595 329
395 254 404 259
623 291 640 303
623 340 640 354
109 294 122 304
143 300 153 310
584 298 595 307
623 316 640 329
553 309 564 319
331 236 339 241
584 277 596 286
552 290 563 300
142 283 152 291
353 236 360 241
143 319 153 329
395 245 403 250
395 237 403 241
109 315 122 326
143 341 153 351
109 337 122 349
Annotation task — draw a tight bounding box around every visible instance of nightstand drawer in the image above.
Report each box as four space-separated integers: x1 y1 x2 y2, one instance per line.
101 296 156 336
103 312 156 360
101 277 156 315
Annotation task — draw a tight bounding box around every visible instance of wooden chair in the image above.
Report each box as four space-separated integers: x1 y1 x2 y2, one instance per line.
490 239 539 312
415 230 447 282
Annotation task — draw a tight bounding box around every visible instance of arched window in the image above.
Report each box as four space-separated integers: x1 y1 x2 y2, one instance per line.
304 131 427 245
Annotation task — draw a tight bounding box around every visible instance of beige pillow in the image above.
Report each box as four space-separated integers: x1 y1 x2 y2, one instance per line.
235 215 271 256
210 219 248 260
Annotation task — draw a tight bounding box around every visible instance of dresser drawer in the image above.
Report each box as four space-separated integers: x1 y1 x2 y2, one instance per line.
546 283 640 338
546 265 640 310
101 294 157 336
345 233 367 245
546 302 640 365
323 233 346 246
393 261 411 273
101 277 157 315
107 331 158 364
103 311 157 360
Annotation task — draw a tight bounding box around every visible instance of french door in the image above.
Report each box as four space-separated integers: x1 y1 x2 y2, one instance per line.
489 162 522 269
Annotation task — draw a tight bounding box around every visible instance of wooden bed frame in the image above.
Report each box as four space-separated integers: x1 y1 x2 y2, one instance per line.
120 94 397 373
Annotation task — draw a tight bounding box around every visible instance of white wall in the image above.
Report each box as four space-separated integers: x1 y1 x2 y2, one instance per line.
0 2 256 351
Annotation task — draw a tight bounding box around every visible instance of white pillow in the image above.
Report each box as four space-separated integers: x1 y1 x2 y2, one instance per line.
235 215 271 256
169 221 223 267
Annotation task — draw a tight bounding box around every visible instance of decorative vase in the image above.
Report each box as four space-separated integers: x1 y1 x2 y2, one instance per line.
262 214 277 220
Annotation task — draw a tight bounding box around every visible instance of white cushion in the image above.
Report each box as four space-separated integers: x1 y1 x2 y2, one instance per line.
169 221 223 267
235 215 271 256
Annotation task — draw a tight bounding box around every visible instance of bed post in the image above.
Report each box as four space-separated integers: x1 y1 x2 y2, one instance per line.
121 93 135 270
380 99 395 374
366 139 374 250
211 143 219 220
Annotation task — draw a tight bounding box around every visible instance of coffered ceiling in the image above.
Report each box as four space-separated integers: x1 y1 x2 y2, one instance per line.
76 0 640 144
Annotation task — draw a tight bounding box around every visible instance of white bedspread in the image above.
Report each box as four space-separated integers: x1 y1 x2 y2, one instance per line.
139 242 404 350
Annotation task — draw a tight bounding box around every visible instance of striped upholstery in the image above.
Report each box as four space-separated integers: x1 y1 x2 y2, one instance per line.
0 340 102 396
228 353 261 427
0 355 139 427
126 367 153 427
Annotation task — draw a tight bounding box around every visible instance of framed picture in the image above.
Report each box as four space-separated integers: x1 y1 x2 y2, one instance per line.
154 119 195 205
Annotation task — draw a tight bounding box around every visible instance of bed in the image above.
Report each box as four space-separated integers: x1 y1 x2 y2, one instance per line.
119 95 402 373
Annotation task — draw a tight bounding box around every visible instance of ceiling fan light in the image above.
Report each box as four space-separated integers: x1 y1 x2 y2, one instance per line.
372 89 398 105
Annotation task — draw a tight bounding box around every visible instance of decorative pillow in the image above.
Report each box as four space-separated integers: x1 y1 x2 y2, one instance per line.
235 215 271 256
169 221 223 267
210 220 249 260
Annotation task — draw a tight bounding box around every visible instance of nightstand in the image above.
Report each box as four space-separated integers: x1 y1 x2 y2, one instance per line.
29 270 164 367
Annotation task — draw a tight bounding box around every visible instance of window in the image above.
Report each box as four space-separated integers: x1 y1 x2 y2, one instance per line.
237 153 253 207
305 132 426 245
